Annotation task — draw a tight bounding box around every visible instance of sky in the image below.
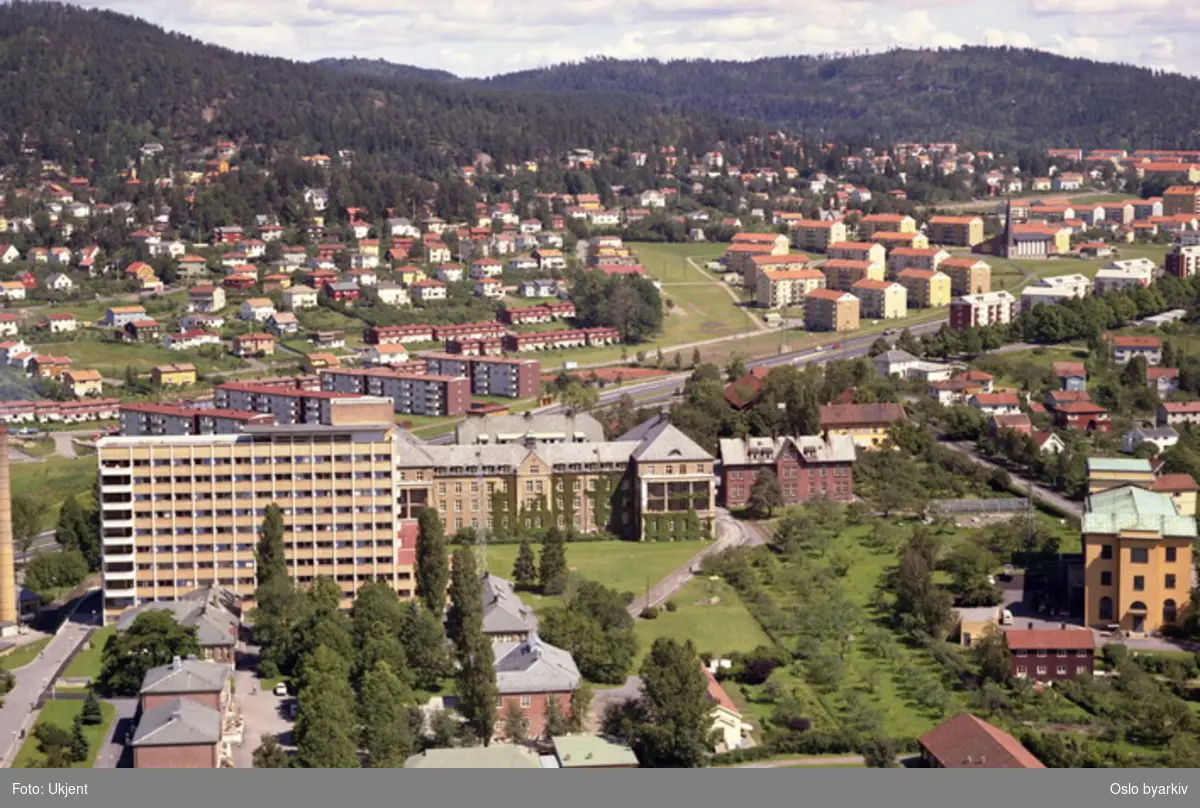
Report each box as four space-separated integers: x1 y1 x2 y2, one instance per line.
66 0 1200 78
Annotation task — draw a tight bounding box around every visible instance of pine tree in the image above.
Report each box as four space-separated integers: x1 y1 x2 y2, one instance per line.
398 601 452 692
69 714 88 763
355 620 413 692
543 693 570 739
358 661 415 767
539 527 569 595
456 633 498 744
415 509 449 614
447 545 481 649
294 646 360 768
502 701 528 743
512 540 537 590
253 734 290 768
691 347 702 367
568 685 592 733
255 503 287 587
80 689 103 725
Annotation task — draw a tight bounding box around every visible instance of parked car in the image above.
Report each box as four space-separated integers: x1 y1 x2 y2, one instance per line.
273 682 288 697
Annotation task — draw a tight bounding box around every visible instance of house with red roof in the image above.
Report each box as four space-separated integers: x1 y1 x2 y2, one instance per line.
1004 627 1095 682
969 392 1021 416
919 713 1044 768
1146 367 1180 396
1149 473 1199 517
703 667 751 752
1110 335 1162 365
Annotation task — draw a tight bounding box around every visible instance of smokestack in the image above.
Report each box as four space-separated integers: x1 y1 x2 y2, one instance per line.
0 426 17 625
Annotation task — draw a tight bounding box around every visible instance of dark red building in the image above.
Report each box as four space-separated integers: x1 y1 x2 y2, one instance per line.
718 434 856 508
1050 400 1112 433
1004 626 1095 682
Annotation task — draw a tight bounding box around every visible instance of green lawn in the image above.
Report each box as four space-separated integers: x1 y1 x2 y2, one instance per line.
10 435 55 457
37 338 245 376
12 698 116 768
63 626 114 681
1000 243 1170 283
633 577 772 667
633 242 728 284
481 540 703 611
10 456 95 531
0 638 50 671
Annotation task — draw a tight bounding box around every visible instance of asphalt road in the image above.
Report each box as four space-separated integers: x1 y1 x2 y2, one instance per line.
940 440 1083 518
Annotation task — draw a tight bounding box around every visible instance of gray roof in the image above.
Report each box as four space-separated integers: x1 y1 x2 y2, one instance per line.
494 637 581 694
1128 426 1179 441
396 440 639 472
621 415 714 462
873 349 918 366
719 434 856 467
131 697 221 747
455 412 606 445
115 587 239 648
141 657 231 695
404 746 542 769
481 573 537 636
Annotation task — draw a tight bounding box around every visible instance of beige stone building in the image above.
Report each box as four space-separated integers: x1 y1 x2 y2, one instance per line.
756 269 826 309
790 220 847 253
940 257 992 296
927 215 985 247
898 268 952 308
822 259 885 291
804 289 860 332
851 279 907 319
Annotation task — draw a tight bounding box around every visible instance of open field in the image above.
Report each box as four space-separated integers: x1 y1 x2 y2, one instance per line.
994 243 1170 285
634 242 728 284
37 337 245 375
632 577 772 667
10 456 95 530
63 626 114 681
0 638 51 671
481 540 703 612
12 698 116 768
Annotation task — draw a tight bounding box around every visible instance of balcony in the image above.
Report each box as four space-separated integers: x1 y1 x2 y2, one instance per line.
104 569 135 581
103 552 135 564
104 582 136 596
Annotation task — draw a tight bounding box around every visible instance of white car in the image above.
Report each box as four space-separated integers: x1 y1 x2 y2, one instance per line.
273 682 288 697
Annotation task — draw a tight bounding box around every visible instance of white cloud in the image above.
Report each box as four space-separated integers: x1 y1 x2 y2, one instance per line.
982 28 1035 48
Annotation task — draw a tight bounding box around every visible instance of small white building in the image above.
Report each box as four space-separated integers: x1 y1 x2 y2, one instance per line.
239 298 276 322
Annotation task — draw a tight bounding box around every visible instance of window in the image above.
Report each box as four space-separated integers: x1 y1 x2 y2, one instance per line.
1076 650 1088 658
1099 596 1113 621
1057 649 1067 658
1100 544 1113 560
519 695 532 709
1015 665 1027 677
1015 649 1026 657
1163 599 1178 624
1100 571 1112 586
1036 649 1047 658
1076 666 1088 675
1130 547 1148 563
1165 547 1177 563
1133 575 1145 592
1166 574 1177 589
1036 666 1047 676
1056 666 1067 675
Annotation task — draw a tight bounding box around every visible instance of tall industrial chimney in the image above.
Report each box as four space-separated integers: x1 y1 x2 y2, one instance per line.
0 425 17 625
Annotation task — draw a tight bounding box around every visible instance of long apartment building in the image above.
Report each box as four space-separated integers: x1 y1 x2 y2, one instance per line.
120 403 274 437
97 413 717 622
97 401 410 623
214 382 393 425
319 368 470 417
424 354 541 399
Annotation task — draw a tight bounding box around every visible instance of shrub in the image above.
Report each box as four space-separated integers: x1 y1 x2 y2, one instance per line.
640 607 659 620
663 600 678 613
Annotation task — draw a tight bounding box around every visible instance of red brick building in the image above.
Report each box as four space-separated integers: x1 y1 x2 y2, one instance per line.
1004 627 1096 682
718 434 856 508
131 657 232 769
493 637 581 740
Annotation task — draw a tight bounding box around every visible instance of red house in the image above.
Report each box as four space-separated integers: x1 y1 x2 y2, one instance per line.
493 637 581 740
323 282 361 303
919 713 1045 769
365 324 435 345
1004 626 1095 682
989 413 1033 436
305 269 339 290
1051 400 1111 433
18 271 38 290
719 434 856 508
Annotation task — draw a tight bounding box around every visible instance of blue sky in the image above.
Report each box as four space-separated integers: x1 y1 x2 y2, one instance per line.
69 0 1198 77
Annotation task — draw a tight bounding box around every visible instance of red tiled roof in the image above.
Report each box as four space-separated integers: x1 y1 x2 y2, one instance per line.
819 402 905 426
919 713 1045 769
1003 628 1095 651
703 667 740 715
1147 367 1179 379
1111 335 1161 348
1150 473 1199 493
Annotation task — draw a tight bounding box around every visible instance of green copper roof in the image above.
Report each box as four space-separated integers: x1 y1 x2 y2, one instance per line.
1087 457 1153 474
552 735 639 768
1082 485 1197 538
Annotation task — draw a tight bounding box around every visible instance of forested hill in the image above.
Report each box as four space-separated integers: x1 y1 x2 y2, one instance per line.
479 49 1200 149
311 57 459 83
0 2 756 177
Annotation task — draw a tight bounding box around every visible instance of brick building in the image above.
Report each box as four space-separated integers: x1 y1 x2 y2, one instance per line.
719 434 856 507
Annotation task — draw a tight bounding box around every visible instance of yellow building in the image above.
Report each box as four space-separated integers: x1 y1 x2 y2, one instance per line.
818 402 906 450
151 363 198 388
63 368 104 398
927 215 985 247
851 279 907 319
875 231 930 251
1082 485 1193 634
826 241 886 268
804 289 860 332
745 253 811 292
859 213 917 238
822 259 884 291
756 269 826 309
1086 458 1156 495
790 220 848 253
954 607 1001 647
1150 474 1199 517
940 257 992 296
897 269 952 308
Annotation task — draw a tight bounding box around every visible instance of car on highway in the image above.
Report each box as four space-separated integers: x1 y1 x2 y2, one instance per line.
831 343 841 349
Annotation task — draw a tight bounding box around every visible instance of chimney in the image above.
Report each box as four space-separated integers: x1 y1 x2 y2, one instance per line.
1060 622 1067 630
0 426 16 625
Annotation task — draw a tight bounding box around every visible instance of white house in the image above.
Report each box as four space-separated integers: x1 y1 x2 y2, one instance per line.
436 265 465 283
239 298 276 322
410 280 447 302
363 344 410 366
44 272 75 292
1123 425 1179 455
375 282 410 306
282 285 319 311
1094 259 1154 294
0 314 19 337
44 313 78 333
0 244 19 264
474 278 504 299
162 330 222 351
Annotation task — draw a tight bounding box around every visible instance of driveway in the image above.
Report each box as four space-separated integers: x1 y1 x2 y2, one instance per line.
93 697 137 768
232 656 294 768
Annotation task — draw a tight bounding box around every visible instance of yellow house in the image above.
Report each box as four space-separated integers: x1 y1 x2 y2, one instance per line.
827 241 887 268
852 279 907 319
954 607 1002 647
63 369 103 398
1086 457 1155 494
790 220 847 253
822 259 885 291
151 363 198 388
927 215 986 247
859 213 917 238
818 402 906 450
897 268 951 308
1150 475 1199 517
1082 485 1193 634
875 231 931 251
395 267 425 286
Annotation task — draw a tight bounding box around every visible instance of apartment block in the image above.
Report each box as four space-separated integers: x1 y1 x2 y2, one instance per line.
425 354 541 399
927 215 985 247
826 241 886 267
939 257 992 296
1165 244 1200 278
821 259 884 291
745 253 811 290
755 268 826 309
851 279 907 319
898 269 952 308
789 220 847 253
320 368 470 416
949 291 1017 330
213 382 394 426
1162 185 1200 216
886 247 950 277
120 403 274 437
859 213 916 238
97 421 412 622
804 289 860 332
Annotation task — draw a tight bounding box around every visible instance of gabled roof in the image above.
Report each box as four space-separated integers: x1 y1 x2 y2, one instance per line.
919 713 1044 768
480 573 537 636
819 402 906 426
622 415 714 462
1150 473 1199 493
130 697 221 747
1083 484 1196 538
141 657 231 695
493 636 581 694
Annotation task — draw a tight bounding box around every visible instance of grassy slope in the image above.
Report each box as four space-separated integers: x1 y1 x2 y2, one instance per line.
0 638 51 671
62 626 115 680
12 699 116 768
632 577 772 667
10 455 95 531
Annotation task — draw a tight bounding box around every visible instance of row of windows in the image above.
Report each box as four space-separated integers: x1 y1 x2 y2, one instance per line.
122 454 390 467
1015 665 1088 676
133 540 395 553
1098 572 1177 590
1099 545 1178 563
1014 649 1089 658
727 465 850 481
1097 597 1179 622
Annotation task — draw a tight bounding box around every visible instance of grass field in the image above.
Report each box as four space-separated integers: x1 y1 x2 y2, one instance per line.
63 626 114 681
481 540 703 611
12 698 116 768
10 456 95 530
0 638 50 671
633 577 772 667
995 243 1170 285
37 337 245 376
